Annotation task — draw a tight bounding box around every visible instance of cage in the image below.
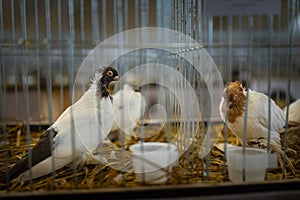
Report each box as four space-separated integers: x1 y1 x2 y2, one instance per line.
0 0 300 199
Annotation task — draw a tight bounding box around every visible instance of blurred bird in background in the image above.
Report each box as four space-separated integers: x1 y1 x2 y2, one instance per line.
110 84 145 144
279 99 300 146
0 66 119 183
219 81 295 174
283 99 300 125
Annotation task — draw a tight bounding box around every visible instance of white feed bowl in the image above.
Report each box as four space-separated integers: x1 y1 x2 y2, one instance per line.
227 147 268 182
130 142 179 184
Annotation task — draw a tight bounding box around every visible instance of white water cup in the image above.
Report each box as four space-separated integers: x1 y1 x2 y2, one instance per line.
130 142 179 184
227 147 268 182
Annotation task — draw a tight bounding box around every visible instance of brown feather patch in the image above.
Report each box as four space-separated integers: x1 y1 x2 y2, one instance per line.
223 81 246 123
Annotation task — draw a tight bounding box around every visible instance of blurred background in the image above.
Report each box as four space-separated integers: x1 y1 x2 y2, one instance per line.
0 0 299 125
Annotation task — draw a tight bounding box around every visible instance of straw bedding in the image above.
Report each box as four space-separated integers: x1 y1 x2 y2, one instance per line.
0 123 299 192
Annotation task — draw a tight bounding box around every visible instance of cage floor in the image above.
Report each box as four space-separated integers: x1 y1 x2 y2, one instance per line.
0 123 299 192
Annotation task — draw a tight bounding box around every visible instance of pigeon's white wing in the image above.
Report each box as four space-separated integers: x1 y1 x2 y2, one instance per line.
49 88 93 159
247 91 284 144
249 91 285 131
72 87 114 153
51 87 113 158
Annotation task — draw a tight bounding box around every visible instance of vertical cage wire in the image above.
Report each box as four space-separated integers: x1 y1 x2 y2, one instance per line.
282 0 297 179
34 0 42 129
58 0 64 115
91 0 99 43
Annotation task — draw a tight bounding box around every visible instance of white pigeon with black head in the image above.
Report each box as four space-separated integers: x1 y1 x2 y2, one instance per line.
0 66 119 183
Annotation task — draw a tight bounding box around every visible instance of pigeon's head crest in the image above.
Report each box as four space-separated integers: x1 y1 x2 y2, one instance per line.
223 80 245 104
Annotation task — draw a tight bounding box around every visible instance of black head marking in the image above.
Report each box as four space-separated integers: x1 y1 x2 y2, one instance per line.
97 66 119 98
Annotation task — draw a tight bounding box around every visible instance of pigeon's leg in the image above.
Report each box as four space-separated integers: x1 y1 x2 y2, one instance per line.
248 137 266 148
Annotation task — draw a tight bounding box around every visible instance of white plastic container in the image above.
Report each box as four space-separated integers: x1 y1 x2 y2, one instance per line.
227 147 268 182
130 142 179 184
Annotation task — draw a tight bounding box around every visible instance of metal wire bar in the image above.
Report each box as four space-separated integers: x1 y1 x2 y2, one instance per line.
163 0 172 29
237 15 243 81
34 0 42 129
223 15 233 181
156 0 163 27
20 0 34 189
57 0 64 114
0 0 10 191
134 0 140 28
204 15 214 180
101 0 107 41
124 0 129 31
141 0 149 27
91 0 99 43
0 65 9 190
67 0 78 185
11 0 20 123
242 15 254 182
113 0 118 34
197 0 203 43
267 15 274 159
45 0 57 187
80 0 85 41
282 0 297 179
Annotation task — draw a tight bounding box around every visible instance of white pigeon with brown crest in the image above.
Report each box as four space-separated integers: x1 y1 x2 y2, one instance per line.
219 81 295 174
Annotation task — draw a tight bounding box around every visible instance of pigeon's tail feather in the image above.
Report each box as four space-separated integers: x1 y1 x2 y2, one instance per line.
17 156 74 182
0 155 31 185
0 128 58 183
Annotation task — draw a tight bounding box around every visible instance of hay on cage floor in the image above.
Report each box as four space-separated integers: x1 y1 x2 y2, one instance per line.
0 122 299 192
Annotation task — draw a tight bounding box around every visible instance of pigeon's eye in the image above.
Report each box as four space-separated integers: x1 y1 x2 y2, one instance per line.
107 70 113 77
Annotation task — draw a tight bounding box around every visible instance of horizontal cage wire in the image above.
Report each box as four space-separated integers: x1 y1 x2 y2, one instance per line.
0 0 300 198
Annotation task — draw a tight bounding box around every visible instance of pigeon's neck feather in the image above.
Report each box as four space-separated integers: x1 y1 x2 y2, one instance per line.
228 95 245 123
91 72 110 98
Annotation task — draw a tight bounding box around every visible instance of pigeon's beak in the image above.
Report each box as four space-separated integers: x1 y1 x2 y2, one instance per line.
114 76 119 81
